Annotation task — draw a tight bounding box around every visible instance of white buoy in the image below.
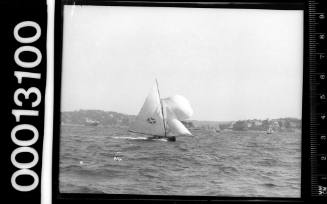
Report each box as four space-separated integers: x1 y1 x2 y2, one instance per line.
79 161 84 165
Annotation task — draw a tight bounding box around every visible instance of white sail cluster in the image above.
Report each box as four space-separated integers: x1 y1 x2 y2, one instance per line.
129 81 193 137
162 95 193 136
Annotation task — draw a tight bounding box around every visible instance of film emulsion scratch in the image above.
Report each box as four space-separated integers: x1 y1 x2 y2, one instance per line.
56 5 303 198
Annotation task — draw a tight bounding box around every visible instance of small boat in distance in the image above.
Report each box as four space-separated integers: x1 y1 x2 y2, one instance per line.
128 79 193 142
266 126 273 134
85 118 100 126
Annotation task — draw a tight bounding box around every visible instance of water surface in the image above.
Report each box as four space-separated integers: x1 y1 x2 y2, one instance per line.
59 125 301 197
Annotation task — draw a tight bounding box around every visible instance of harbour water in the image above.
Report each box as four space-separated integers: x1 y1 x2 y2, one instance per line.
59 125 301 197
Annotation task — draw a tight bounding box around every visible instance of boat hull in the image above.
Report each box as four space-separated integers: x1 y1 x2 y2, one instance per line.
147 135 176 142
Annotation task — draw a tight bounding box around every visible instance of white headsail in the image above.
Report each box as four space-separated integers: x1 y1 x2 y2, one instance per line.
162 95 193 136
129 81 193 137
166 118 192 136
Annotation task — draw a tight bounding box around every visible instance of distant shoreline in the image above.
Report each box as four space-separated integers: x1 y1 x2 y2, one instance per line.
60 109 301 132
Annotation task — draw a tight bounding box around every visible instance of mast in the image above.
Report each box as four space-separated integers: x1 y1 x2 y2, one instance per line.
155 79 167 136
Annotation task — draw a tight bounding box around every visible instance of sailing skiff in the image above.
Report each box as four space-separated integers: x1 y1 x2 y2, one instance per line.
129 80 193 142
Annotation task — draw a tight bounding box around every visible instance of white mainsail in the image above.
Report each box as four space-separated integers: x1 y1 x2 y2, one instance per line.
129 82 166 136
129 81 193 137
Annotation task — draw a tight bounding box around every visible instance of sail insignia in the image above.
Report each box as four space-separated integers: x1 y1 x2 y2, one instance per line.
146 117 157 124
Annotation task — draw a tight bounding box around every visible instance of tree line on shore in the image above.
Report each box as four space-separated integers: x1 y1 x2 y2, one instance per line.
61 110 301 131
219 118 301 131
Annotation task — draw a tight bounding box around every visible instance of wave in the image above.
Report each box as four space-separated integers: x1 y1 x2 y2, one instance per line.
60 182 105 194
113 136 148 140
86 144 103 151
61 164 83 172
112 136 168 142
219 166 239 175
262 183 278 188
120 145 142 152
257 158 279 167
63 166 126 179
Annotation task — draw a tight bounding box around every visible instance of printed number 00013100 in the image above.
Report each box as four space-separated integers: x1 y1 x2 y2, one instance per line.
10 21 43 192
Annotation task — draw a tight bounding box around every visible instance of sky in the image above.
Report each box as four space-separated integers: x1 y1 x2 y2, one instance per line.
61 5 303 121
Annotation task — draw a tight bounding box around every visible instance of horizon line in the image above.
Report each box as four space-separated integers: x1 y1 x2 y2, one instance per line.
60 109 302 122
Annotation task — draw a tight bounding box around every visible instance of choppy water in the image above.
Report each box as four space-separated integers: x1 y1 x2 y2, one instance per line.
59 125 301 197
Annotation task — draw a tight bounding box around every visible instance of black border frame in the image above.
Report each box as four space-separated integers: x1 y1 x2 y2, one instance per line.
53 1 309 203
